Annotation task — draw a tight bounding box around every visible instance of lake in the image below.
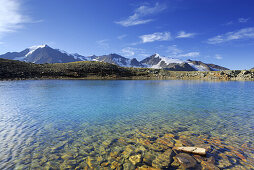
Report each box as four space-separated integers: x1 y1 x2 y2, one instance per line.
0 80 253 169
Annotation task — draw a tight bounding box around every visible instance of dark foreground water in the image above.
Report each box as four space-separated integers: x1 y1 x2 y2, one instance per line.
0 80 253 169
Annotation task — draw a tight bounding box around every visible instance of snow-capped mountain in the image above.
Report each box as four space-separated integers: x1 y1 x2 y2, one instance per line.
87 54 143 67
0 45 86 64
140 53 228 71
0 45 229 71
141 53 195 71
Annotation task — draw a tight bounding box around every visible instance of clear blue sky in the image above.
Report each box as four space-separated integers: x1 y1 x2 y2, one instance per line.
0 0 253 69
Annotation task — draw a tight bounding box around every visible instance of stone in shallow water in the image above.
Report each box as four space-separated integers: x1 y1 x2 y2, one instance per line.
118 137 128 145
61 153 74 160
201 160 220 170
129 154 142 165
100 161 110 167
156 135 175 148
135 145 147 153
110 151 120 158
86 156 98 168
173 146 206 156
137 138 152 146
149 142 168 151
217 153 231 168
175 153 197 169
110 161 122 169
51 140 68 152
123 162 135 170
174 139 184 147
143 151 157 166
137 165 160 170
102 139 113 148
171 157 181 167
122 145 135 159
30 160 41 169
152 149 173 168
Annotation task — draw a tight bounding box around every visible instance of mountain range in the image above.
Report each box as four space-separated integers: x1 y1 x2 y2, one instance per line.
0 45 229 71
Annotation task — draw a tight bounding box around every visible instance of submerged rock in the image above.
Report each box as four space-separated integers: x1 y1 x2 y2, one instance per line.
217 153 232 168
173 146 206 156
175 153 197 169
86 156 98 168
201 160 220 170
122 145 135 159
135 145 146 154
137 165 160 170
129 154 142 166
156 135 175 148
143 151 157 166
123 162 135 170
149 142 168 152
110 161 122 169
152 149 173 168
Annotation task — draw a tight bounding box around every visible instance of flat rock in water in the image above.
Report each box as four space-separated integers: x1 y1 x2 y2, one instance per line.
173 146 206 156
175 153 197 169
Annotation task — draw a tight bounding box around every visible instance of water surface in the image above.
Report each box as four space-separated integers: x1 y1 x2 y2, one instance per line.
0 80 253 169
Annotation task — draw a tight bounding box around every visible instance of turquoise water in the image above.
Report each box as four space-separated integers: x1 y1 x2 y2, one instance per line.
0 80 253 169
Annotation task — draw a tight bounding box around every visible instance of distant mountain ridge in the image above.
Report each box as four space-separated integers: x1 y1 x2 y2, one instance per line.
0 45 229 71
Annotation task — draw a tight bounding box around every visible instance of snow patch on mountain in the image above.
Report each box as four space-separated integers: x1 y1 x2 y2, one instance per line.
13 45 47 61
188 62 209 71
72 53 87 61
26 45 47 56
147 53 184 68
57 49 72 56
112 57 131 67
14 55 27 61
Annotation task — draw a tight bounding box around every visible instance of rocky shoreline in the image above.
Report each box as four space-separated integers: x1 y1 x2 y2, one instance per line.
0 58 253 81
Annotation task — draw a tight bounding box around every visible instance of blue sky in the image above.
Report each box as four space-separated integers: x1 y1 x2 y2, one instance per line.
0 0 253 69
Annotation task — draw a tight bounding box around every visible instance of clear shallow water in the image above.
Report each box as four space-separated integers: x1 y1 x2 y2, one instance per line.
0 80 253 169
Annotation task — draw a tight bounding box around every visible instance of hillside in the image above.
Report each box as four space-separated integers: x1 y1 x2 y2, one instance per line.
0 58 253 81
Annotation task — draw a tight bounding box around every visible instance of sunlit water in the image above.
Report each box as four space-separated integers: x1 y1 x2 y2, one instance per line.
0 80 253 169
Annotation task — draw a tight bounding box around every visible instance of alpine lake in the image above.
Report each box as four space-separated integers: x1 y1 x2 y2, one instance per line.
0 80 253 169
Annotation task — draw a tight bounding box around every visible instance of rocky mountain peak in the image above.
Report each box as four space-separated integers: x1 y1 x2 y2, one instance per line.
0 45 229 71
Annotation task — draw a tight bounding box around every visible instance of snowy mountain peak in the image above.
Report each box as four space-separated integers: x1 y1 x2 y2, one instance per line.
28 44 47 50
154 53 160 58
26 44 48 57
0 45 229 71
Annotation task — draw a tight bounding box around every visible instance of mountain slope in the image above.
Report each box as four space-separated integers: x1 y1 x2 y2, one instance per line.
0 45 229 71
0 45 86 64
141 54 228 71
87 54 143 67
